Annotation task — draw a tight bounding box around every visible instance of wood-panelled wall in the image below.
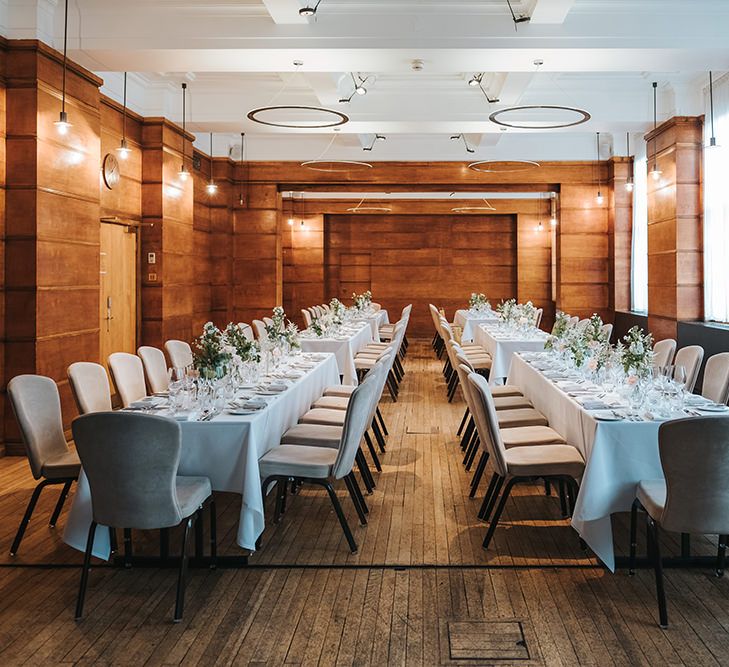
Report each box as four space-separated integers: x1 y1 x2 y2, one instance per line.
0 40 6 455
325 214 518 336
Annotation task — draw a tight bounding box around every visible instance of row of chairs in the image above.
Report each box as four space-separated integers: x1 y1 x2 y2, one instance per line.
300 302 383 329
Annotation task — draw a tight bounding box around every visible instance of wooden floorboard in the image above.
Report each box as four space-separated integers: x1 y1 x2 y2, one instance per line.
0 339 727 665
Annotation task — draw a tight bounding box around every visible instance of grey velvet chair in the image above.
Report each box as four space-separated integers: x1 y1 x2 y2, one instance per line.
72 412 215 622
257 367 381 554
468 372 584 548
164 339 194 370
67 362 113 414
7 375 81 556
629 416 729 628
652 338 677 369
702 352 729 404
138 346 170 394
108 352 147 408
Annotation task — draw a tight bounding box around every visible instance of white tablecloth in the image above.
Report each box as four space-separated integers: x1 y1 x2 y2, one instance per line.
454 309 501 342
351 309 387 341
508 354 662 571
300 323 373 385
63 354 340 559
474 325 548 383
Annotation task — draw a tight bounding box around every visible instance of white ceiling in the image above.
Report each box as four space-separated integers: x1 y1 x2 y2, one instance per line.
3 0 728 160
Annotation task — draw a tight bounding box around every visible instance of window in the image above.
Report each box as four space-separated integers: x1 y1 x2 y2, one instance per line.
704 72 729 323
630 138 648 313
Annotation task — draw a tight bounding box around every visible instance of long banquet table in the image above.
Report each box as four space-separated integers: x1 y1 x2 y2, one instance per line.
454 308 501 342
474 324 549 384
299 322 373 385
508 353 663 571
357 309 388 340
63 353 340 559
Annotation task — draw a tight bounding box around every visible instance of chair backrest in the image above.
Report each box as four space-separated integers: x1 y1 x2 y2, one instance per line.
165 340 193 369
429 304 442 334
108 352 147 408
72 412 190 529
467 372 509 476
263 316 274 328
702 352 729 404
371 302 382 312
67 362 113 415
568 316 579 327
601 323 613 342
301 309 313 328
333 364 382 479
7 375 70 479
138 346 169 394
652 338 677 369
364 354 392 423
534 308 543 329
658 417 729 535
238 323 255 342
673 345 704 392
456 360 477 414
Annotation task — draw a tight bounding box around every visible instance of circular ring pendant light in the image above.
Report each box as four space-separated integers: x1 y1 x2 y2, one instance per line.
346 196 391 213
451 198 497 213
247 105 349 129
489 105 591 130
302 159 373 172
468 160 541 173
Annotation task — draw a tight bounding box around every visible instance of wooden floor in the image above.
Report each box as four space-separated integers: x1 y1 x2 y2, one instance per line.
0 340 728 665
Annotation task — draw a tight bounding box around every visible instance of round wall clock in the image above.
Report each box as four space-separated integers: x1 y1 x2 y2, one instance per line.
102 153 120 190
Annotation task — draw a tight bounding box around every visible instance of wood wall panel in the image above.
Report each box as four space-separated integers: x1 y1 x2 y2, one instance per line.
645 117 703 340
608 157 633 313
516 211 554 330
325 214 517 336
283 213 325 327
0 40 5 455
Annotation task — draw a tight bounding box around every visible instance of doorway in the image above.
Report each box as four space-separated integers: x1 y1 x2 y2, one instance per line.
99 221 138 367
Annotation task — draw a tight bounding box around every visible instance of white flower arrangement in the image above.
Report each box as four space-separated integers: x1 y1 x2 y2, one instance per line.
618 326 655 378
352 290 373 311
468 292 491 313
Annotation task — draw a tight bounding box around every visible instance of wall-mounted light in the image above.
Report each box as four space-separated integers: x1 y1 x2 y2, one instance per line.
116 72 131 159
206 132 218 195
54 0 72 135
625 131 634 192
178 83 190 182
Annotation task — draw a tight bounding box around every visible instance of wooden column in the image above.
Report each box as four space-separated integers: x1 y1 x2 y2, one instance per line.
607 156 633 313
140 119 195 347
645 116 703 340
192 151 213 334
0 40 6 455
233 182 283 324
556 176 611 321
5 41 102 452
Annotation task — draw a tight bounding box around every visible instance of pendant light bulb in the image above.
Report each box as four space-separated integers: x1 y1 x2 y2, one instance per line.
596 191 604 205
550 216 557 226
116 72 131 158
56 0 71 136
651 164 662 181
55 111 72 135
206 181 218 195
178 166 189 182
535 221 544 233
355 84 367 96
206 132 217 195
625 178 634 193
116 138 131 160
288 217 295 226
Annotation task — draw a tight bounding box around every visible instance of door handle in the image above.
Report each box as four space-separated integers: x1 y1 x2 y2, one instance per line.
105 296 114 332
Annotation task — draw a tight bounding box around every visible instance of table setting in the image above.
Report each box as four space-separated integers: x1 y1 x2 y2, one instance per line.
507 311 728 571
454 293 501 341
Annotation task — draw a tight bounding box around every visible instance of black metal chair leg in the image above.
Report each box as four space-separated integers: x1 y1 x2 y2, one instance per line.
49 480 73 528
545 480 552 496
273 478 286 524
109 527 118 554
349 474 369 514
174 516 194 622
355 449 374 494
123 528 133 567
364 432 382 472
479 475 505 522
75 521 97 620
483 478 517 549
10 479 50 556
460 418 474 451
647 517 668 628
195 509 204 558
478 473 503 521
717 535 727 577
376 407 389 436
629 499 639 575
558 480 568 518
469 451 489 498
323 482 358 553
457 408 469 437
372 421 387 453
344 474 368 526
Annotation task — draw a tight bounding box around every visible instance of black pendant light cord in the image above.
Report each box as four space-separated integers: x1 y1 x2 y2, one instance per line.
709 71 716 145
596 131 600 192
122 72 127 144
652 81 658 169
61 0 69 114
181 82 187 166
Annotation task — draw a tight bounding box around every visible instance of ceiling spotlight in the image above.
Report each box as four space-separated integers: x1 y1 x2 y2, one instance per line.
469 72 499 104
299 0 322 17
339 72 372 104
355 84 367 96
363 134 386 152
411 59 425 71
468 74 482 87
506 0 530 28
451 134 474 154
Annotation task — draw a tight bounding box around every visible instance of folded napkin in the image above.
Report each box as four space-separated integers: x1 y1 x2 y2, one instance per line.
579 399 611 410
268 381 288 391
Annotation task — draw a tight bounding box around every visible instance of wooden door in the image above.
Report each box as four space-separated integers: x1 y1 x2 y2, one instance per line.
339 252 371 300
99 222 137 367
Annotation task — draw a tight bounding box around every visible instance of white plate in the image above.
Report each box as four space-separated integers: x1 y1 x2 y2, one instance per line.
697 404 729 412
591 410 624 421
227 408 262 415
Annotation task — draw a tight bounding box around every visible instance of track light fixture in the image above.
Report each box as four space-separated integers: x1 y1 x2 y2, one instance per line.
116 72 131 159
363 134 386 152
299 0 322 16
451 134 474 154
339 73 373 104
468 73 499 103
206 133 218 195
506 0 530 29
178 83 189 182
54 0 72 135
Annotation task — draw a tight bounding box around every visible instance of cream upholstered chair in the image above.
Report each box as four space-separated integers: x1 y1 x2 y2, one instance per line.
252 319 267 340
263 316 275 329
370 302 382 312
652 339 677 369
601 323 613 342
68 362 113 414
701 352 729 404
257 366 381 553
238 323 255 342
7 375 81 555
468 372 583 547
165 339 193 369
673 345 704 392
301 309 313 328
429 304 446 358
629 416 729 628
568 315 579 327
534 308 544 329
138 346 169 394
72 412 215 622
108 353 147 408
